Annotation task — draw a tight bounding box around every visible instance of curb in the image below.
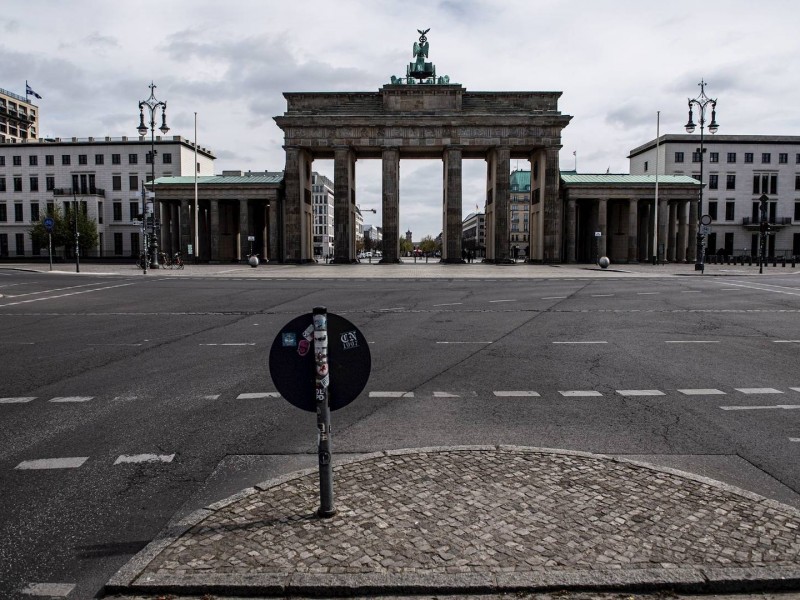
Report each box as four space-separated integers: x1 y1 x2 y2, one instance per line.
105 446 800 597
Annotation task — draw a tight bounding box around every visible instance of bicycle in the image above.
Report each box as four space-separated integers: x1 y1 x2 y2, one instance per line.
159 252 172 269
173 252 184 269
136 252 148 270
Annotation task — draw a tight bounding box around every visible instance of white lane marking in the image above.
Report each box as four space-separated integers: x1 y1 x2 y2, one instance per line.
637 292 660 295
789 438 800 442
369 391 414 398
665 340 719 344
734 388 783 394
681 291 702 293
379 307 405 311
0 341 34 345
0 397 36 403
494 391 540 397
199 343 256 346
15 457 88 470
436 341 493 344
0 282 136 307
21 582 76 597
216 268 248 274
720 405 800 411
114 454 175 465
49 396 93 403
678 389 726 395
552 341 608 344
591 294 614 297
617 390 666 396
433 302 463 306
720 288 739 291
716 281 800 297
236 392 281 399
792 388 800 393
774 340 800 343
87 343 143 347
541 296 567 300
202 394 221 400
433 391 459 397
489 299 516 303
4 281 123 298
559 390 603 397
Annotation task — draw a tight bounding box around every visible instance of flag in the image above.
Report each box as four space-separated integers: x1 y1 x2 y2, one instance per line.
26 83 42 100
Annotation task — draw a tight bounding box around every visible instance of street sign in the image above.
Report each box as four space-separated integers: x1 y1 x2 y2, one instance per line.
700 214 713 226
247 235 255 242
43 217 54 232
594 231 602 237
269 312 371 412
700 225 711 235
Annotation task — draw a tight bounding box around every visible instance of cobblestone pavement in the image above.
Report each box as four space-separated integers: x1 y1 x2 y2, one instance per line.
107 447 800 597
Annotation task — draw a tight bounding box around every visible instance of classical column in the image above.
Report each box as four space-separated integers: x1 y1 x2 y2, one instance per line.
332 146 356 263
180 199 190 257
268 198 280 262
657 199 668 263
676 200 688 262
442 146 463 263
484 158 495 260
565 196 577 263
380 147 401 263
667 202 677 261
598 198 608 257
687 195 698 263
238 199 249 262
491 146 512 263
627 198 638 263
542 146 562 262
282 147 313 263
639 200 650 261
209 199 220 262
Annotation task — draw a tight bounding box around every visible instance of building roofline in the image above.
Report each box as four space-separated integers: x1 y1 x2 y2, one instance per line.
629 134 800 158
0 135 215 158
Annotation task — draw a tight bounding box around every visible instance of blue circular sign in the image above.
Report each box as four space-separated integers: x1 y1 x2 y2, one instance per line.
43 217 55 232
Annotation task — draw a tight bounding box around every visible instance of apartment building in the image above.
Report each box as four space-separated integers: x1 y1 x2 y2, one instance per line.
0 87 38 144
629 135 800 257
0 136 214 258
311 172 334 257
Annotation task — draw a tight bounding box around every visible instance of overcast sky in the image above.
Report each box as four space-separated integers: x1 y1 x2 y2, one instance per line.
4 0 800 239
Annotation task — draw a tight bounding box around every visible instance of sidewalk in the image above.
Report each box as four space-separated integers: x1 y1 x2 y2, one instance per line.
105 447 800 598
4 259 798 279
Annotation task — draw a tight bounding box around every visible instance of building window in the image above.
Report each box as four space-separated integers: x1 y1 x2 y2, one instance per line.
45 154 54 166
162 152 172 164
796 154 800 164
709 152 719 163
112 175 122 191
0 156 4 166
643 160 648 172
114 232 123 255
128 153 138 164
78 154 88 165
674 152 684 163
779 153 788 164
15 233 24 255
13 177 22 192
762 152 771 164
726 174 736 190
29 155 38 166
708 201 718 220
0 204 5 221
95 154 104 165
129 175 138 191
31 203 39 222
112 153 121 165
12 155 21 166
15 203 23 222
796 175 800 191
62 155 71 165
753 173 778 195
795 202 800 221
97 201 103 224
0 178 5 192
725 201 735 221
745 153 754 163
113 202 122 221
145 151 153 165
129 202 139 221
131 232 139 256
46 202 53 215
692 151 701 163
46 176 55 191
727 152 736 163
29 176 38 192
709 174 718 190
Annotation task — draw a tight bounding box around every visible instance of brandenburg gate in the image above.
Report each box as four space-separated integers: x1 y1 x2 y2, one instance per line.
273 30 572 263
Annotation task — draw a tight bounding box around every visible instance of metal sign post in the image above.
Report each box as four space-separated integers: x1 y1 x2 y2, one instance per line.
43 217 54 271
313 307 335 517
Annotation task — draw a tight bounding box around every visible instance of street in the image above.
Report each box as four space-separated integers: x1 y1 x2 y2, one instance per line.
0 264 799 598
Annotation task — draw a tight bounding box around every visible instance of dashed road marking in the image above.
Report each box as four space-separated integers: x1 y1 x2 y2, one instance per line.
681 291 702 293
720 405 800 411
617 390 666 396
637 292 659 295
790 438 800 442
665 340 719 344
433 302 463 306
559 390 603 397
114 454 175 465
489 299 516 303
21 582 76 597
236 392 281 399
591 294 614 297
369 391 414 398
792 388 800 393
199 343 256 346
552 341 607 344
541 296 567 300
493 391 540 397
774 340 800 343
433 391 459 397
436 341 493 344
0 397 36 403
679 389 726 396
49 396 93 403
15 457 88 470
734 388 783 394
202 394 221 400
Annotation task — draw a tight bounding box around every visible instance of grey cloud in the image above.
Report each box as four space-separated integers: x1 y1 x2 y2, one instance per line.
84 32 119 48
2 18 20 32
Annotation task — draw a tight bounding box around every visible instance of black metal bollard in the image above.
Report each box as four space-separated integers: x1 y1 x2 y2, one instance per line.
312 307 336 518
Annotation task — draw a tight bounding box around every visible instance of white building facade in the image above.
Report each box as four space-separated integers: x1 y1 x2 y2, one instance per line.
0 136 214 258
311 172 334 258
629 135 800 258
0 87 39 144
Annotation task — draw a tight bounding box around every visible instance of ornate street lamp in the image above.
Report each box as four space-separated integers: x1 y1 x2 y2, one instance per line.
137 82 169 268
684 79 719 271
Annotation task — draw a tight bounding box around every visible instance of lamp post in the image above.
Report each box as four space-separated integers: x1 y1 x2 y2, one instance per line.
73 195 80 273
684 79 719 271
137 82 169 268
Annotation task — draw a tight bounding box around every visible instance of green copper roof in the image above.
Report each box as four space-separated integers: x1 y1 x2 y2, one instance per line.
510 169 530 189
154 174 283 185
561 173 700 185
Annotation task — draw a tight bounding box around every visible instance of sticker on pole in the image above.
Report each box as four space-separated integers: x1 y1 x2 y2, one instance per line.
269 312 371 412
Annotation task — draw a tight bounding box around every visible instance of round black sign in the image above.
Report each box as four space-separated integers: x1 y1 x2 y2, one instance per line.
269 312 371 412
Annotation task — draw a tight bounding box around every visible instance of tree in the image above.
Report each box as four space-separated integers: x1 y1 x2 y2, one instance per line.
419 235 437 254
29 204 98 256
399 237 413 255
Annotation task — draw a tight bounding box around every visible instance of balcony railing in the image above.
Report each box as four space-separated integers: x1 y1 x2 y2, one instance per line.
742 216 792 228
52 187 106 197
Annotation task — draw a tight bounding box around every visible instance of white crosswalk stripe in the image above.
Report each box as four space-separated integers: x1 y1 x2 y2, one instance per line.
0 397 36 403
617 390 666 396
21 582 76 597
114 454 175 465
369 391 414 398
236 392 281 399
433 391 459 397
15 457 88 470
735 388 783 394
49 396 93 403
678 389 726 396
493 391 540 397
720 405 800 411
559 390 603 397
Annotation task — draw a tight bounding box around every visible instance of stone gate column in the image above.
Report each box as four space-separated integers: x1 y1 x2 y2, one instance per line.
332 146 357 263
238 199 249 262
543 146 562 262
490 146 511 263
565 196 577 263
667 202 677 261
676 200 688 262
268 198 280 262
210 199 220 262
687 196 698 263
657 199 668 263
381 147 401 264
598 198 608 258
180 199 190 257
282 147 313 263
627 198 638 263
442 146 463 263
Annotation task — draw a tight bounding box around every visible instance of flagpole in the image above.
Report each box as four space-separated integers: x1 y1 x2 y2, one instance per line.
653 111 660 265
194 112 199 264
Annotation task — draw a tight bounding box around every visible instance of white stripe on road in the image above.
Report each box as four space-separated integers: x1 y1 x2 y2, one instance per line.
792 388 800 393
552 341 608 344
0 397 36 403
617 390 666 396
790 438 800 442
202 394 221 400
734 388 783 394
49 396 93 403
0 282 136 307
199 343 256 346
681 291 702 293
21 582 76 597
489 299 516 303
369 391 414 398
15 457 88 470
433 302 463 306
433 391 459 397
720 405 800 411
493 391 540 397
236 392 281 399
114 454 175 465
665 340 719 344
678 389 726 395
716 281 800 297
774 340 800 343
541 296 567 300
637 292 660 295
436 341 493 344
591 294 614 297
559 390 603 397
87 343 143 347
